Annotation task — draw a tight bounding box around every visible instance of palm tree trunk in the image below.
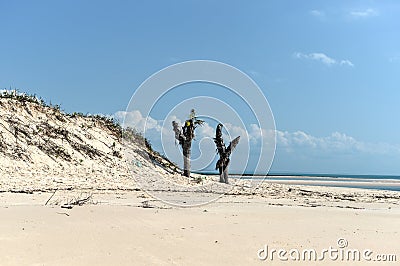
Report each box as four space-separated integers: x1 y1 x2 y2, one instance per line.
218 164 229 184
183 141 191 177
218 165 224 182
222 166 229 184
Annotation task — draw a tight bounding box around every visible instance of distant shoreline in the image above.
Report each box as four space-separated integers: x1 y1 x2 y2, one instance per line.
194 171 400 179
192 171 400 192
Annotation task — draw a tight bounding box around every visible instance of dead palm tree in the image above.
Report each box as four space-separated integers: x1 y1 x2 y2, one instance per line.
214 123 240 183
172 109 204 177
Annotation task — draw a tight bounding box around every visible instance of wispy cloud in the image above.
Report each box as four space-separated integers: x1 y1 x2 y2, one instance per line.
339 59 354 67
294 52 354 67
310 8 379 22
310 9 325 18
295 52 336 66
349 8 378 18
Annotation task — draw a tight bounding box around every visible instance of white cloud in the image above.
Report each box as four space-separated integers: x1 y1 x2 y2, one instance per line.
349 8 378 18
223 123 248 140
114 110 161 132
276 130 400 156
294 52 354 67
310 10 325 18
113 110 400 173
340 59 354 67
115 110 400 157
198 123 215 138
310 53 336 65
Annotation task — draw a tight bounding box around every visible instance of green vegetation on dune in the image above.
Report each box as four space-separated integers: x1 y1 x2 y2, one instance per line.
0 89 178 172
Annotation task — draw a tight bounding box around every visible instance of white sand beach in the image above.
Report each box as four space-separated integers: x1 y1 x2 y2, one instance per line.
0 187 399 266
1 95 399 265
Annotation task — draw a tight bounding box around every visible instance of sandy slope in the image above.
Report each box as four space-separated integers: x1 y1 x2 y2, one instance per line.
0 96 201 193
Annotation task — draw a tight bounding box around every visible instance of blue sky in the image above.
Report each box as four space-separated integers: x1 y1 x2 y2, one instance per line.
1 1 400 174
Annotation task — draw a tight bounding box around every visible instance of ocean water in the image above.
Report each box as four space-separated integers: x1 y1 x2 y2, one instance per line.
230 173 400 192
